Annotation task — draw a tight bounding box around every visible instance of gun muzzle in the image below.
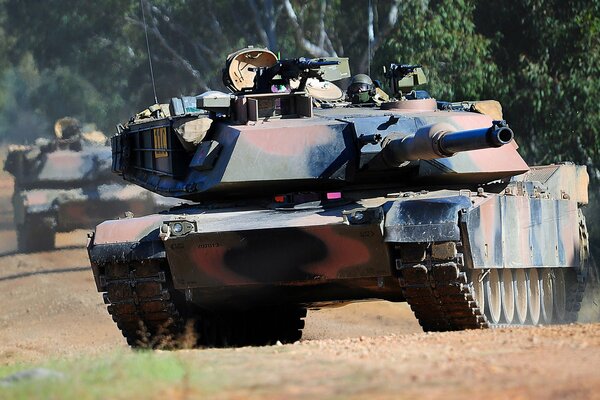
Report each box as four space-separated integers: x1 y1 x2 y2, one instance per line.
439 124 513 154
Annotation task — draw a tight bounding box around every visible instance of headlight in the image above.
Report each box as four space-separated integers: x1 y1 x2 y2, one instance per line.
172 222 184 234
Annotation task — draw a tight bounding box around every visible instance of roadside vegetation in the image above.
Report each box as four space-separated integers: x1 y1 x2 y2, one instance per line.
2 323 600 400
0 0 597 258
1 350 210 399
0 346 357 399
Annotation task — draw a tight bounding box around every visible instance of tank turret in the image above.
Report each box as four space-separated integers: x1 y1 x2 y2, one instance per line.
4 118 175 252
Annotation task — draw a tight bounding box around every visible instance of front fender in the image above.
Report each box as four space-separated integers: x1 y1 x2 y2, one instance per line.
384 194 471 243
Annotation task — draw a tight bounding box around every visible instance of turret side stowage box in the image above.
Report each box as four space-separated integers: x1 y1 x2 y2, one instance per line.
112 120 191 178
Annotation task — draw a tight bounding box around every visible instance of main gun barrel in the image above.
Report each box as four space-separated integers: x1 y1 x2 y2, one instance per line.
439 124 513 154
381 121 514 167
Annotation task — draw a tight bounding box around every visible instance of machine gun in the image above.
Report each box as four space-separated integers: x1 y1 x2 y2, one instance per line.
252 57 348 94
384 63 427 97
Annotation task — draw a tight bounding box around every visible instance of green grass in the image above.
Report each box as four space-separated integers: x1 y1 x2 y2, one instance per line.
0 342 397 400
0 346 357 400
0 351 193 400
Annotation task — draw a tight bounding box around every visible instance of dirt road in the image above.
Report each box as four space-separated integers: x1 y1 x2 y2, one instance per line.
1 158 600 399
0 165 421 365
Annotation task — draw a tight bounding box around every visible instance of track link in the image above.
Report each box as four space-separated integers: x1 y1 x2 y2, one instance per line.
100 260 185 348
397 254 489 331
566 209 591 321
99 259 306 348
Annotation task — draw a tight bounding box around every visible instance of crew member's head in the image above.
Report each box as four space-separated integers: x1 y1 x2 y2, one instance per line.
347 74 375 104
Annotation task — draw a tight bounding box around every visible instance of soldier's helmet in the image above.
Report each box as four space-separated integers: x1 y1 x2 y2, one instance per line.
347 74 375 103
54 117 82 150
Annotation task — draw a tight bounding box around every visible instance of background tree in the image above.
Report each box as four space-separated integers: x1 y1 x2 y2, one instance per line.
0 0 597 255
0 0 404 136
474 0 600 257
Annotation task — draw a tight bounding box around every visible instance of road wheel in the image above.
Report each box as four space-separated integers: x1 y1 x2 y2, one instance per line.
540 269 554 324
527 268 541 325
485 269 502 324
514 269 528 324
553 268 567 322
501 269 515 324
470 270 485 314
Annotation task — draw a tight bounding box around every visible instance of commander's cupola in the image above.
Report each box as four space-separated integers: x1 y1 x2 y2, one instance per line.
380 64 437 112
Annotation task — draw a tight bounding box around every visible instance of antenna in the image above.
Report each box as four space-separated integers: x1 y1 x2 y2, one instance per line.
367 0 374 75
140 0 158 104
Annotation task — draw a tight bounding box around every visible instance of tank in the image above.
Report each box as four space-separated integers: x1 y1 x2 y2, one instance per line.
87 47 591 348
4 118 176 253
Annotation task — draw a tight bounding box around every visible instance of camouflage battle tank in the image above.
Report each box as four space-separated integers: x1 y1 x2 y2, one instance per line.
88 47 590 348
4 118 174 253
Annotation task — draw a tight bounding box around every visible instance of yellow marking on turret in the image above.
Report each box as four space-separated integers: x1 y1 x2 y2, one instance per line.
153 127 168 158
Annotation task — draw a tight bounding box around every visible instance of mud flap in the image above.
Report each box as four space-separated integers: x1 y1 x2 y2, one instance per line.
384 195 471 243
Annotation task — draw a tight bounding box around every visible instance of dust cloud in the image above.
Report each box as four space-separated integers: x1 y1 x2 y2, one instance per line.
580 255 600 323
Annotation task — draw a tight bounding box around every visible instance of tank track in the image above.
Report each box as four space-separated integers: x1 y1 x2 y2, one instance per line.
396 246 587 331
100 260 185 348
565 267 587 323
16 213 57 253
99 259 306 348
396 252 489 331
566 209 590 322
